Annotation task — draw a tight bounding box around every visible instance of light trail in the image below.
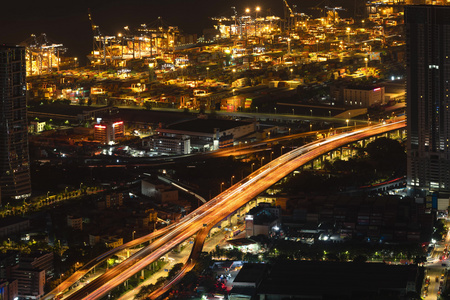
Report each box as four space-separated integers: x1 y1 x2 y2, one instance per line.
59 121 405 300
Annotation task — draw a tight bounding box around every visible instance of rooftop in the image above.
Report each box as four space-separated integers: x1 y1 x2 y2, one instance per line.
256 261 418 297
167 118 254 134
29 104 109 116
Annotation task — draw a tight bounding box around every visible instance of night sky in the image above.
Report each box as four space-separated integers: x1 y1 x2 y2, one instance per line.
1 0 361 64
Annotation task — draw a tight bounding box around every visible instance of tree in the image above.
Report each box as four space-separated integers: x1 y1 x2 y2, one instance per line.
168 263 183 278
365 137 406 177
144 101 152 110
353 255 368 263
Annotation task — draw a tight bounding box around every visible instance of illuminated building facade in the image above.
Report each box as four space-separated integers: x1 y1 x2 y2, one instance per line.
0 46 32 201
406 6 450 193
343 86 385 107
94 120 124 144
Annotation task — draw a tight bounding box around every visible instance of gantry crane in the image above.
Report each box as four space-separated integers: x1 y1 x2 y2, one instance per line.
283 0 295 33
20 33 65 75
88 8 115 66
325 6 346 24
231 6 243 37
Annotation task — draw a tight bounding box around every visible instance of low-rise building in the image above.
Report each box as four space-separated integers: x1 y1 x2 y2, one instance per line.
343 85 385 107
0 218 30 238
105 193 123 208
103 236 123 248
245 203 281 238
67 215 83 230
141 181 178 203
89 235 123 248
231 261 419 300
143 135 191 155
29 121 46 133
156 118 257 151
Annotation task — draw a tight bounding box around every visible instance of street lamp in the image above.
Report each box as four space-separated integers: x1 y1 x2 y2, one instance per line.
132 231 136 240
256 106 258 113
206 67 209 78
251 163 255 172
287 38 291 54
346 27 351 44
231 175 235 185
245 8 250 40
274 107 277 114
292 108 294 115
346 119 349 127
310 109 313 117
310 123 312 131
270 151 274 161
329 111 331 117
364 57 368 69
220 182 225 192
281 146 285 155
290 68 293 79
255 6 260 37
260 157 265 166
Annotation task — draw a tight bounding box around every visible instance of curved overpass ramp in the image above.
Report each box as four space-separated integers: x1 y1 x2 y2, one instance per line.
58 121 406 300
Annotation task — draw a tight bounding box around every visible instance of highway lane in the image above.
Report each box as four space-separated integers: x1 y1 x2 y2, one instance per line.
62 120 406 300
44 226 178 300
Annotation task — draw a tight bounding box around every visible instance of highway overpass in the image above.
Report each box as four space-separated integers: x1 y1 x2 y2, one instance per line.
49 120 406 300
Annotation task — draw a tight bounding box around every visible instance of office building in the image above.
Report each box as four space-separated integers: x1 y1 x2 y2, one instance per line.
94 120 124 145
406 6 450 193
0 46 31 201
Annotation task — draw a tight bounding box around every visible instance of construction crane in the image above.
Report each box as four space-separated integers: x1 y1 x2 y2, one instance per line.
325 6 346 24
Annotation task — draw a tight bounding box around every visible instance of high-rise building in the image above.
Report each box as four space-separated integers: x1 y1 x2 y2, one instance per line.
0 45 31 201
406 6 450 194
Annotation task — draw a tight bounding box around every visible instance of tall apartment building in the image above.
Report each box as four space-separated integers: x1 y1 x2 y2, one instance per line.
0 46 31 201
10 265 45 300
406 6 450 194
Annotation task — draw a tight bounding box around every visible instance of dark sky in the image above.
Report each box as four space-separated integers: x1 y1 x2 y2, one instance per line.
1 0 361 64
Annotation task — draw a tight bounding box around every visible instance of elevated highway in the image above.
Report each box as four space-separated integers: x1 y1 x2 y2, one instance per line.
51 120 405 300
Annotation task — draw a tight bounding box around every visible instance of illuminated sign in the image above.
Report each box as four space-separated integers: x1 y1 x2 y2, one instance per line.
373 88 381 92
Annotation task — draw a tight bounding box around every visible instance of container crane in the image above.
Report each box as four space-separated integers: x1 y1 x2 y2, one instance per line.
20 33 65 75
231 6 242 36
325 6 346 24
88 9 114 66
283 0 295 33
